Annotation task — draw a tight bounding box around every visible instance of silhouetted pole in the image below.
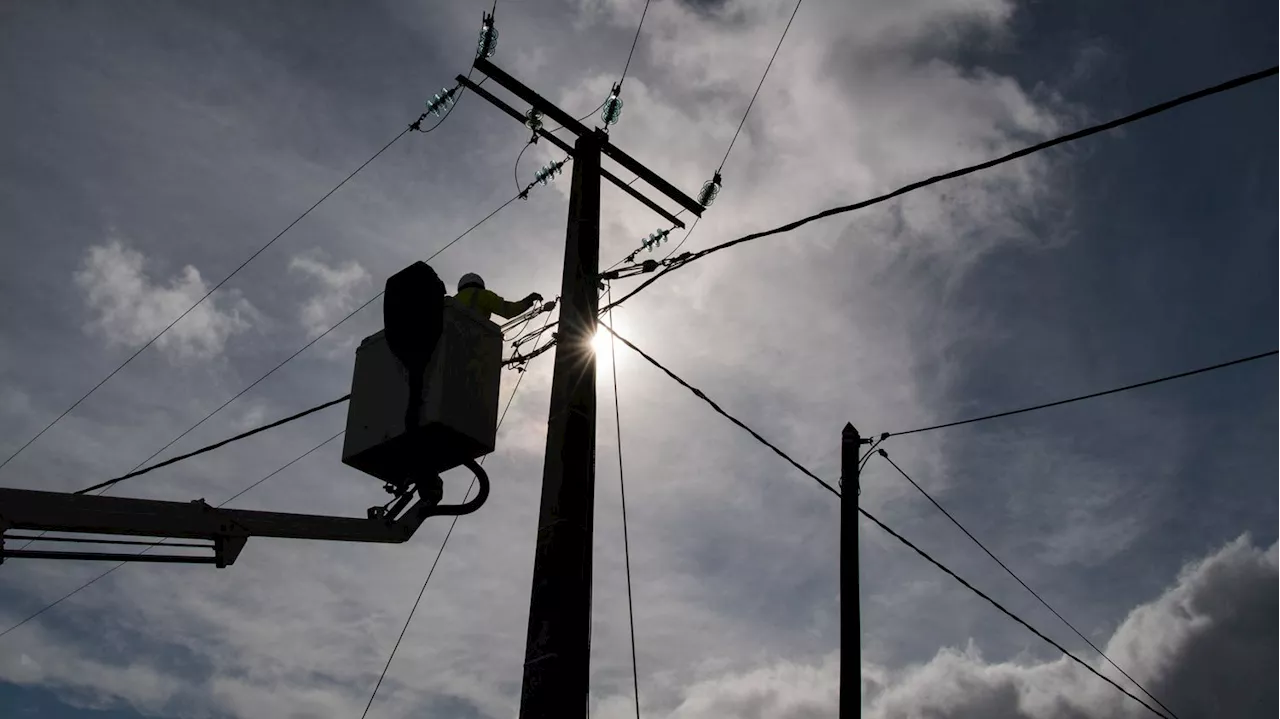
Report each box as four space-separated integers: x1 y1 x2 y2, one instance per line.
463 57 701 719
519 129 603 719
841 423 863 718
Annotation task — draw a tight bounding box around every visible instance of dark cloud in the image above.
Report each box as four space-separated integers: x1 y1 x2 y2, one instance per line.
651 536 1277 719
676 0 732 16
867 535 1277 718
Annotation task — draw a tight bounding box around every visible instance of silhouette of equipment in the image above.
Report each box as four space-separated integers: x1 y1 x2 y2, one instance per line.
0 262 502 568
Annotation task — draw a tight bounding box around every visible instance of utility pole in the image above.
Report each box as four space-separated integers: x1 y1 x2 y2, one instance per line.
520 128 603 715
840 423 864 719
463 58 702 718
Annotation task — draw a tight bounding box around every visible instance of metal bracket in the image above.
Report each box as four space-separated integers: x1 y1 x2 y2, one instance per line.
458 75 688 229
474 57 703 216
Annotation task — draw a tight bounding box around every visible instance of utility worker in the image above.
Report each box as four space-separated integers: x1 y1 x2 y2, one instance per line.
454 273 542 321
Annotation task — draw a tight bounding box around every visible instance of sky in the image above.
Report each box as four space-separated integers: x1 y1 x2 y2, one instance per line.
0 0 1275 717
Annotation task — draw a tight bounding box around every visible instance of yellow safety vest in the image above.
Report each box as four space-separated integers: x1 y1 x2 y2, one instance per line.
455 287 526 321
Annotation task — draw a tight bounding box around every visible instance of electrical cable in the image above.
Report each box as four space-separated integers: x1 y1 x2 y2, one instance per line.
0 128 414 478
514 140 534 196
360 312 551 719
611 0 801 266
619 0 652 87
660 215 700 261
717 0 804 174
82 188 530 506
410 74 482 135
858 436 885 472
600 65 1279 315
875 450 1182 719
546 101 609 135
0 430 345 641
598 319 839 498
505 300 566 368
887 349 1278 438
857 502 1171 719
604 286 642 719
75 394 351 495
2 293 550 649
602 323 1172 719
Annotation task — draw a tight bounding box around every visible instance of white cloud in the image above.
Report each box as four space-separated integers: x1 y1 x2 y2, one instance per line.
288 254 372 337
73 240 259 362
5 1 1269 719
587 535 1277 719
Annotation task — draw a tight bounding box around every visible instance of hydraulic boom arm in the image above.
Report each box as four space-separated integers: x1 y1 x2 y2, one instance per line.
0 459 489 568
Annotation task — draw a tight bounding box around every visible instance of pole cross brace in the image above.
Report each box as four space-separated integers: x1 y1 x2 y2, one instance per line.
466 58 704 219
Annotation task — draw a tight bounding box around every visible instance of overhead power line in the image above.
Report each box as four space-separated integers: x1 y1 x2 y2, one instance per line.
614 1 801 266
538 0 652 145
0 430 345 642
875 450 1182 719
601 65 1279 316
78 188 530 504
887 349 1278 438
598 320 839 498
360 311 552 719
602 323 1171 719
855 504 1170 719
75 394 351 495
619 0 653 87
3 304 551 650
0 128 415 478
660 216 701 261
718 0 805 174
604 288 642 719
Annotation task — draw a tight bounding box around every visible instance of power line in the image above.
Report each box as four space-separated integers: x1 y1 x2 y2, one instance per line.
13 189 530 550
600 65 1279 316
546 0 653 141
410 74 482 135
660 216 700 261
857 436 886 472
874 450 1182 719
602 322 1171 719
718 0 805 174
514 141 534 196
547 101 609 135
84 189 529 504
1 296 549 651
598 319 839 498
0 128 414 477
856 504 1170 719
887 349 1278 438
613 0 801 267
619 0 653 86
75 394 351 495
360 311 550 719
604 287 642 719
0 430 344 642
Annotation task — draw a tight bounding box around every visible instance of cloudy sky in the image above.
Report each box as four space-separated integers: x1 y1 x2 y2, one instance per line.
0 0 1275 717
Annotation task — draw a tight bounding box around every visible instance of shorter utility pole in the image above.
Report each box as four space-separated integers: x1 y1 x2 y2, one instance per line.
840 423 865 719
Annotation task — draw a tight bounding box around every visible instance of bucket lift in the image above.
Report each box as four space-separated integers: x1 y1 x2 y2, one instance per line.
0 262 501 568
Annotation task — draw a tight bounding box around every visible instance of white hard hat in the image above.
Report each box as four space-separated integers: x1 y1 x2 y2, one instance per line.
458 272 485 291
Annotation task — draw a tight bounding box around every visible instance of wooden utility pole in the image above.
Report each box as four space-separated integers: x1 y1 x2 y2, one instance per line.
841 423 864 719
520 128 603 715
464 58 703 718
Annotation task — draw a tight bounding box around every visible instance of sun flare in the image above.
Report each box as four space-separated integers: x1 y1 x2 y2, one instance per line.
590 327 611 356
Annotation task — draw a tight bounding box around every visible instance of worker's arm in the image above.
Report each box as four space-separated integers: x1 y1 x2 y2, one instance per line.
476 289 541 320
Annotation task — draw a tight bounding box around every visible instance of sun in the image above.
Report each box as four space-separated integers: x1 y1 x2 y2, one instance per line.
590 327 611 356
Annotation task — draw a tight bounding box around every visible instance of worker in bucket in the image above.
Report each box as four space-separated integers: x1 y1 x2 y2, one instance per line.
454 272 542 321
